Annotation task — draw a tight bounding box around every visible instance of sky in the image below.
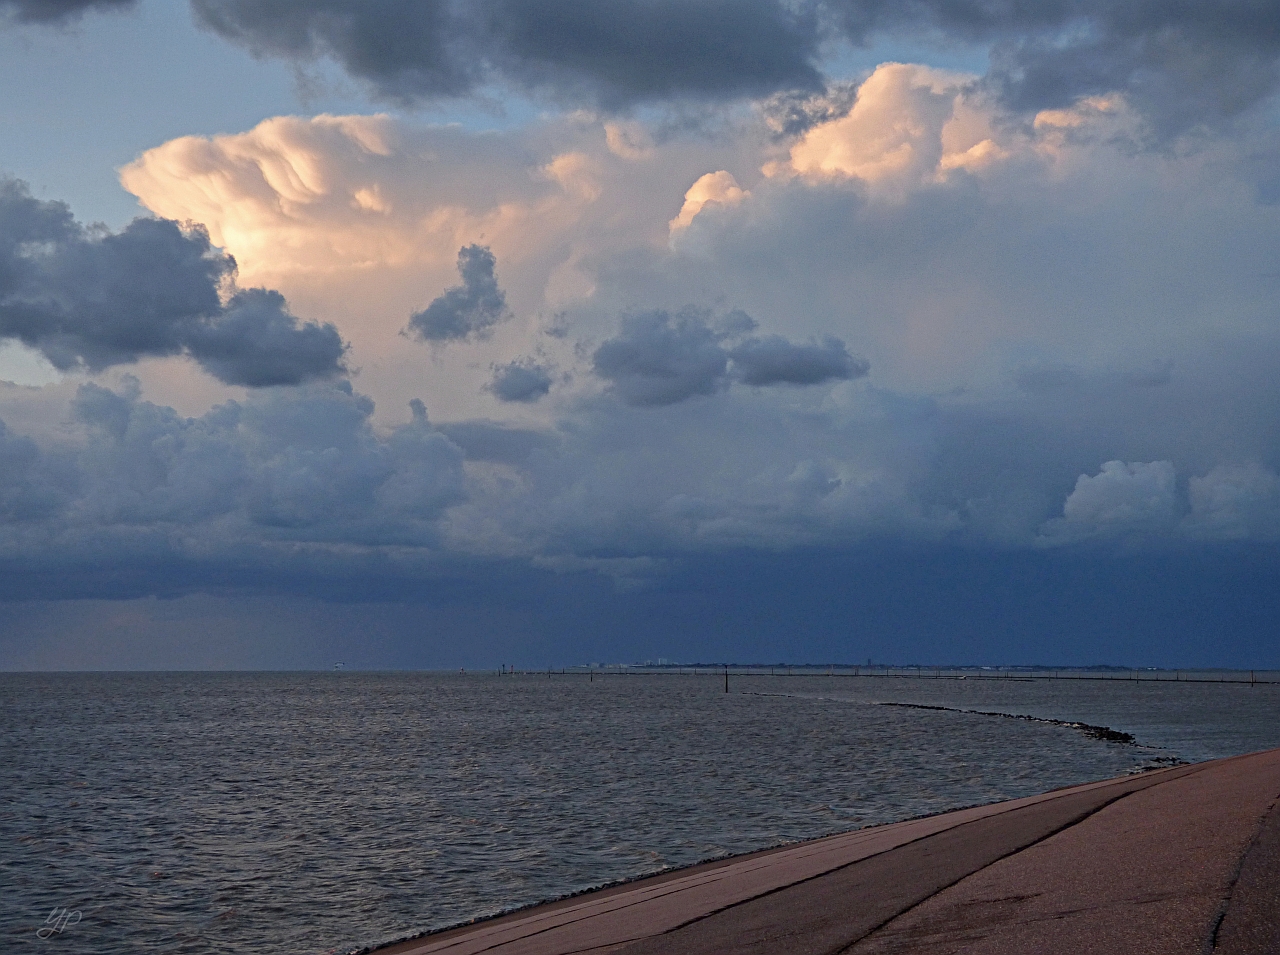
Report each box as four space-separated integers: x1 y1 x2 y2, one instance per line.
1 0 1279 670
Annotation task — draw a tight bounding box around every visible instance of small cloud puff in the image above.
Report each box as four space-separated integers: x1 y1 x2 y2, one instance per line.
407 245 509 344
604 121 654 160
592 308 868 406
488 359 554 403
592 309 729 406
729 335 868 387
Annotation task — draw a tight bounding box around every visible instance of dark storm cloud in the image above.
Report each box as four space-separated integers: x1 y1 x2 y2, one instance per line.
984 5 1280 137
190 0 823 108
0 0 133 24
593 309 866 406
190 289 348 388
729 334 868 386
191 1 1280 137
488 359 553 403
825 0 1280 137
0 180 347 385
406 244 508 344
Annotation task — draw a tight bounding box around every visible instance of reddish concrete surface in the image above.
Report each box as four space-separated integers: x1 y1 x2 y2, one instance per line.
848 749 1280 955
1214 794 1280 955
373 749 1280 955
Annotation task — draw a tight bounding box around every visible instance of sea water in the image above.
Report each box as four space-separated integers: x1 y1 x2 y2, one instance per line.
2 671 1277 954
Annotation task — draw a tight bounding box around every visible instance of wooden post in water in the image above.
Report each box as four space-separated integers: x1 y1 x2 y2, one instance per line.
724 666 729 694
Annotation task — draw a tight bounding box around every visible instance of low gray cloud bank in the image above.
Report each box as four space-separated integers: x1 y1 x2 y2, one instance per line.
52 377 464 539
592 309 868 406
407 244 509 344
0 339 1278 602
0 180 347 385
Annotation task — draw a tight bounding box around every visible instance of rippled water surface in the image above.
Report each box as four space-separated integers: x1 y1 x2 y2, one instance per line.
2 671 1277 954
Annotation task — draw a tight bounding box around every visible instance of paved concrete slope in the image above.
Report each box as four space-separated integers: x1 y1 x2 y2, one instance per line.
845 748 1280 955
376 749 1280 955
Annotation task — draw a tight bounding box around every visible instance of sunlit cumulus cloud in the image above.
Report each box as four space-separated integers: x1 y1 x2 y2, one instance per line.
118 112 664 292
119 114 453 280
762 63 1140 198
779 64 995 192
669 172 748 234
117 112 643 420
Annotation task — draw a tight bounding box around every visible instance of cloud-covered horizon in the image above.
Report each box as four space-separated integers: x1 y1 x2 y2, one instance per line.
0 331 1276 604
8 54 1277 590
2 4 1280 665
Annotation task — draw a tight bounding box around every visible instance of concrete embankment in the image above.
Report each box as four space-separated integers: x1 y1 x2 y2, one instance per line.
373 748 1280 955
